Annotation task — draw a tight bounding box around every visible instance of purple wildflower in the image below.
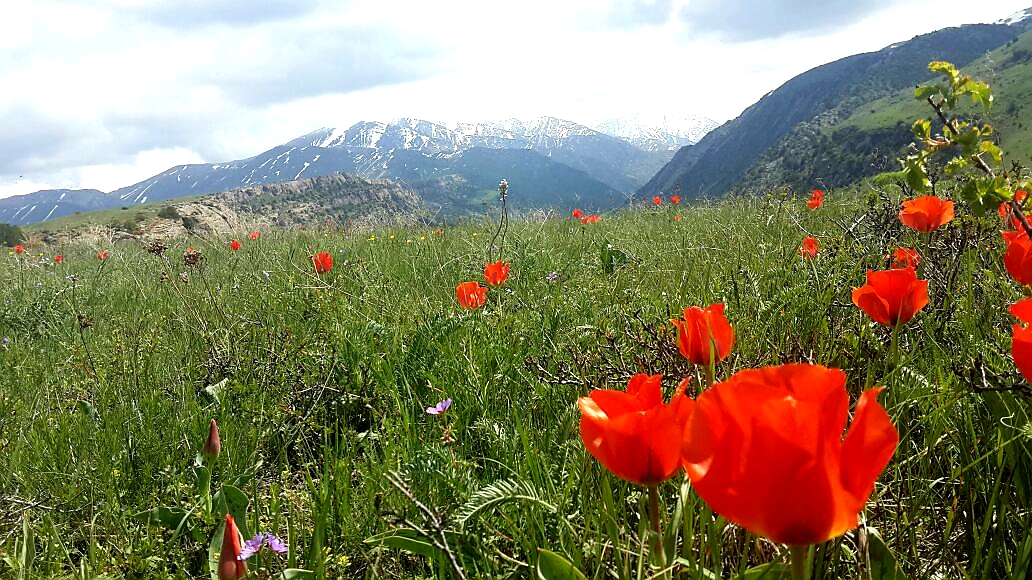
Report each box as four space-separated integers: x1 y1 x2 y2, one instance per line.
426 398 452 415
237 532 288 560
266 534 288 553
239 534 264 560
546 271 559 283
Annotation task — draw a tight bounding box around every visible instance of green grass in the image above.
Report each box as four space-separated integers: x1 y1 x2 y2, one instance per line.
1 190 1031 578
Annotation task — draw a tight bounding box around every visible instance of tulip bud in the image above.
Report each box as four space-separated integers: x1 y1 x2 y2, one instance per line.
218 513 247 580
203 419 221 461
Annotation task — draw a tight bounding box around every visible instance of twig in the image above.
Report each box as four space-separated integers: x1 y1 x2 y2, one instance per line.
385 471 468 580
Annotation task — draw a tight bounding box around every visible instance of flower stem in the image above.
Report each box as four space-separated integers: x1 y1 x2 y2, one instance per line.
703 362 715 390
790 545 810 580
648 485 666 568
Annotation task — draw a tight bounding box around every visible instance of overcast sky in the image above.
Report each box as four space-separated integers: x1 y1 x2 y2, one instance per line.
1 0 1029 199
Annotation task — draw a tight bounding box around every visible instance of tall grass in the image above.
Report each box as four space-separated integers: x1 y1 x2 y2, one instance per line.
1 188 1029 578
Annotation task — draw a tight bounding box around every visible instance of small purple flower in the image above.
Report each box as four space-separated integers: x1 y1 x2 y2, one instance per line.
426 398 452 415
1 337 8 347
239 534 264 560
237 531 288 560
266 534 288 553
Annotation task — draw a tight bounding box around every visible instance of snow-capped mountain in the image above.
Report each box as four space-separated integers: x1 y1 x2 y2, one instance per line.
2 115 703 225
592 114 719 152
0 188 109 226
997 7 1032 25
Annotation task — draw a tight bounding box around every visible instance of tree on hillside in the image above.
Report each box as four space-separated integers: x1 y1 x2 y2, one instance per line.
0 223 24 247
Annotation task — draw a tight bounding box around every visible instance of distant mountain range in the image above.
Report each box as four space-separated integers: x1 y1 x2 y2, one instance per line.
1 116 714 226
644 8 1032 199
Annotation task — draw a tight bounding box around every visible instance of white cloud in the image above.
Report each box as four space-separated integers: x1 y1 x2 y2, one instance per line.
0 0 1030 198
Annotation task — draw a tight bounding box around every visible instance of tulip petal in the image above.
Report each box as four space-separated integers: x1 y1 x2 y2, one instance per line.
840 388 899 511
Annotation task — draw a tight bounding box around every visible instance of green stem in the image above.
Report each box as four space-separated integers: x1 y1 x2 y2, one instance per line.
648 485 666 569
790 545 810 580
703 362 715 390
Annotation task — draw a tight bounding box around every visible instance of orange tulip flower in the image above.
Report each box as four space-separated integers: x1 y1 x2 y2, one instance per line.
571 209 584 219
851 268 928 326
97 250 110 261
673 213 683 222
218 513 248 580
807 189 824 209
682 364 899 545
891 247 920 269
483 261 509 287
579 374 693 486
249 230 261 241
671 195 681 204
999 190 1028 229
671 304 735 366
652 196 663 206
899 196 954 233
229 240 241 251
14 244 24 254
1003 229 1032 286
456 281 487 310
312 251 333 274
1010 299 1032 383
581 214 601 224
54 255 63 263
800 236 819 259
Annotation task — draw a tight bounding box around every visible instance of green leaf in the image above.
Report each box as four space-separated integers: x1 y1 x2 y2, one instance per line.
364 528 442 560
212 485 250 539
18 514 34 580
929 60 958 81
866 526 906 580
914 84 944 101
600 242 630 275
279 569 316 580
943 157 968 175
979 140 1003 164
911 119 931 141
456 478 556 530
734 562 790 579
134 507 191 533
208 520 223 580
536 549 588 580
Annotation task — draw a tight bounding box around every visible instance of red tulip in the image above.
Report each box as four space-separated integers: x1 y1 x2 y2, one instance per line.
579 374 693 486
682 364 898 545
456 281 487 310
671 304 735 366
203 418 221 461
891 247 920 269
218 513 247 580
581 214 601 224
1003 229 1032 286
999 190 1028 228
54 255 63 263
899 196 954 232
671 195 681 205
652 196 663 206
483 261 509 287
248 230 261 241
807 190 824 209
571 209 584 219
312 251 333 274
14 244 24 254
851 268 929 326
229 240 241 251
800 236 819 259
1010 299 1032 383
97 250 110 261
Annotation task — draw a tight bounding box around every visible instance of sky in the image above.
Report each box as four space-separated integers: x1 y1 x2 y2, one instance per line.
1 0 1030 199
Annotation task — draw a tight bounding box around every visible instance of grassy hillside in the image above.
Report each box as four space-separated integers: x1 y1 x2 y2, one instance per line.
1 186 1030 578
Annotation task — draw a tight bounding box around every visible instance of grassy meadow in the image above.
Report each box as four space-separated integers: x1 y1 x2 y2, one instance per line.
1 188 1031 579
